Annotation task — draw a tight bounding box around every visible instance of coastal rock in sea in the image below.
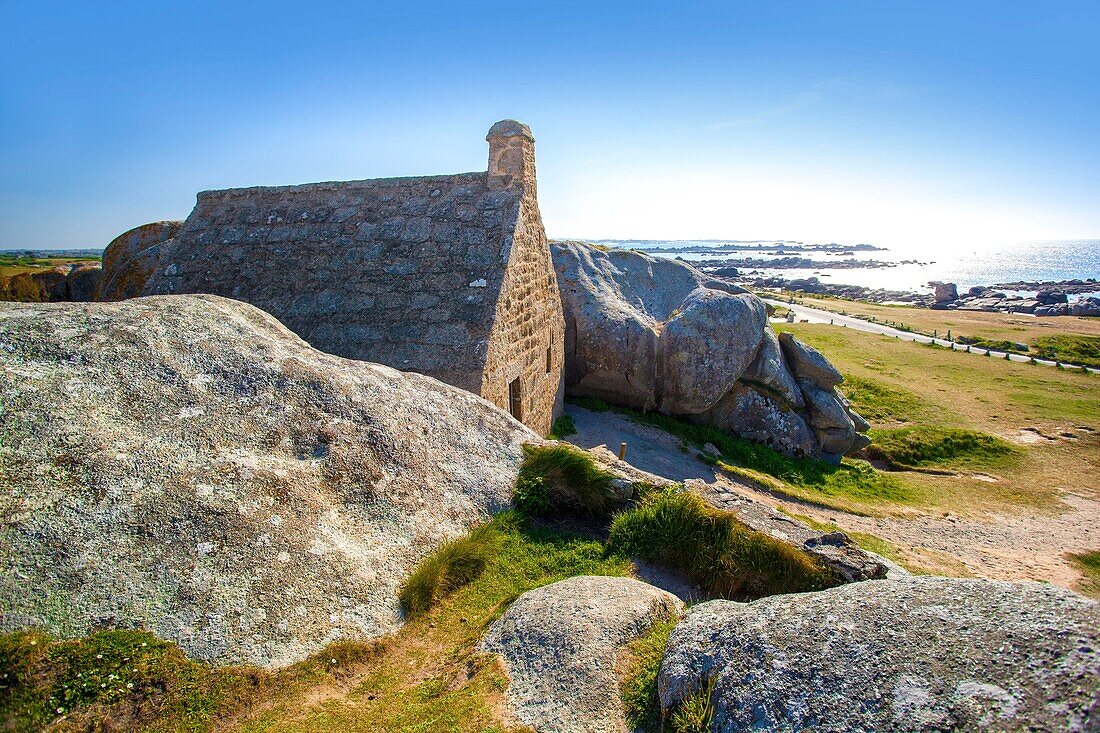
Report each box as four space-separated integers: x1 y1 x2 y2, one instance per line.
482 575 684 733
551 241 870 461
0 295 532 667
930 281 959 303
1071 296 1100 317
659 577 1100 733
1035 303 1070 317
95 220 183 301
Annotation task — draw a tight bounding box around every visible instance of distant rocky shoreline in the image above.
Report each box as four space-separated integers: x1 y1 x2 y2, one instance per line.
721 271 1100 316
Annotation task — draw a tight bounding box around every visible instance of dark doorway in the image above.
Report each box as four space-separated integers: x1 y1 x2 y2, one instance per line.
508 377 523 421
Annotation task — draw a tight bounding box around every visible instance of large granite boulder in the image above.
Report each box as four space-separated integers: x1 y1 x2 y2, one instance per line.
0 295 533 667
659 577 1100 732
551 241 869 461
95 220 182 301
482 575 683 733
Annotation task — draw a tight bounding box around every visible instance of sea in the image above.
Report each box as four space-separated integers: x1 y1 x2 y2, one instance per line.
593 239 1100 299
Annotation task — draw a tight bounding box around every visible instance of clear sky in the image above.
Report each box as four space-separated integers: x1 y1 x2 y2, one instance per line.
2 1 1098 253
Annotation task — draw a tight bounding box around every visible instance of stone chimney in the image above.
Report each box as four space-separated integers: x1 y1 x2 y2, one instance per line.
487 119 536 192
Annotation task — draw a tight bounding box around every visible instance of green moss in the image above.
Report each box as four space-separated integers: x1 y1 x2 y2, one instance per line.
609 489 840 598
566 395 613 412
868 426 1018 469
518 443 619 517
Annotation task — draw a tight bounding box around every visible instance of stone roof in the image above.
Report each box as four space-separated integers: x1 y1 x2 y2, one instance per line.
146 170 523 392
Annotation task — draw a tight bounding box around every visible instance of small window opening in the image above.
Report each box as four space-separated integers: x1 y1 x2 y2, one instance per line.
508 377 523 421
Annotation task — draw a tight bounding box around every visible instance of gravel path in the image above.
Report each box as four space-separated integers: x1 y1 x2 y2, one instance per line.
565 405 1099 591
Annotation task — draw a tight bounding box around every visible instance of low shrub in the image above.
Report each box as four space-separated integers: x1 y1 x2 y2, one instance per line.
608 489 839 598
513 473 551 516
398 524 501 616
868 426 1017 469
517 443 618 517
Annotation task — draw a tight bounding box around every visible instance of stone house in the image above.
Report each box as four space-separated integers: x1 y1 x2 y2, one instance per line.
138 120 564 434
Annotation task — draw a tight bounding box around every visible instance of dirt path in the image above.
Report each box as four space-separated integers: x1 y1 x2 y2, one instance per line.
564 405 1099 592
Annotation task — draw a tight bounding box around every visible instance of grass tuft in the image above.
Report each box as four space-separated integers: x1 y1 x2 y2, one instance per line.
517 443 619 517
609 489 840 598
398 524 501 616
667 676 717 733
868 426 1018 469
548 414 578 439
838 375 926 424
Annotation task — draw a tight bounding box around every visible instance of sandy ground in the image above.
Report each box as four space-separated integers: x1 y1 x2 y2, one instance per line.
564 405 1099 592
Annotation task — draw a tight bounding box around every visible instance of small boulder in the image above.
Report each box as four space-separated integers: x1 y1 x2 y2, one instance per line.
483 575 683 733
660 577 1099 733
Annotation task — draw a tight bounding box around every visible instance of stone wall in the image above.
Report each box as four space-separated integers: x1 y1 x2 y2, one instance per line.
134 120 563 434
480 122 564 435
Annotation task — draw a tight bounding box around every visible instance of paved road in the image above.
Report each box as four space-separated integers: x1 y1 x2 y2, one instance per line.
765 298 1100 374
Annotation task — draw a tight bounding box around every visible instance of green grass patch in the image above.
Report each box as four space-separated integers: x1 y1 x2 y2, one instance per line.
837 375 927 424
1031 335 1100 369
398 524 502 616
619 618 676 731
868 426 1018 470
0 627 278 733
548 414 577 439
517 443 620 517
611 406 913 511
609 489 840 598
1067 550 1100 598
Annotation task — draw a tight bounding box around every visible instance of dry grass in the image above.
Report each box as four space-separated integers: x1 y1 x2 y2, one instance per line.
776 291 1100 343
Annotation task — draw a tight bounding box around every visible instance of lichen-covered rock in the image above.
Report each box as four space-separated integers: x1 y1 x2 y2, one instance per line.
0 295 534 667
699 383 818 458
777 331 843 389
660 577 1100 732
482 575 684 733
95 220 182 301
552 241 869 460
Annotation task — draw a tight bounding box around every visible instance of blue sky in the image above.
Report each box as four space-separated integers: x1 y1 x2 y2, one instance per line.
2 1 1098 252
